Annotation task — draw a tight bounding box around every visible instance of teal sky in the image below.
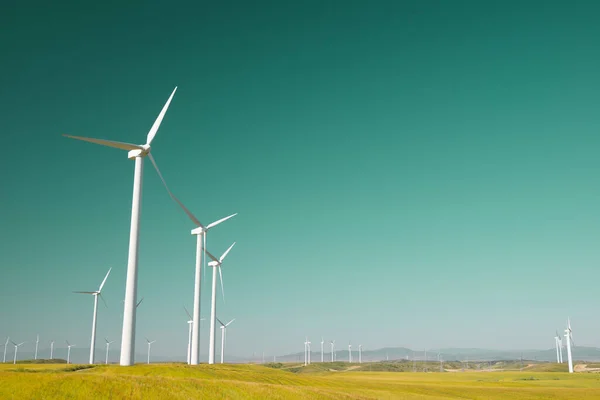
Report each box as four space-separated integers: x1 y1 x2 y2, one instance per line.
2 0 600 361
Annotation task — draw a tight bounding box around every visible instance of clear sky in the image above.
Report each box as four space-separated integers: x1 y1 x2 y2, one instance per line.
1 0 600 362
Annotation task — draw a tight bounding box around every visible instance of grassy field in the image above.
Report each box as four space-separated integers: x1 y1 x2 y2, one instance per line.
1 362 600 399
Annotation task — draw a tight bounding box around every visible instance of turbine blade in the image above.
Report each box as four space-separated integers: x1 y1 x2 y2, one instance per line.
99 293 108 308
136 297 144 308
146 87 177 146
145 337 150 343
63 135 143 151
219 242 236 263
98 267 112 292
219 266 225 303
217 317 225 326
184 306 192 320
226 318 235 327
73 291 95 294
206 213 238 230
66 340 70 346
149 154 205 228
205 249 219 263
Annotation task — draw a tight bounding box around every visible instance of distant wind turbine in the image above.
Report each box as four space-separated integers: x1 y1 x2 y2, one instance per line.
206 243 236 364
330 340 335 362
11 340 25 364
34 334 39 360
64 87 177 366
145 337 156 364
66 341 75 364
105 338 115 364
565 318 574 373
554 331 561 363
3 337 9 363
557 332 564 363
217 317 235 364
74 267 112 364
50 340 54 360
320 338 324 363
348 343 352 363
358 345 362 364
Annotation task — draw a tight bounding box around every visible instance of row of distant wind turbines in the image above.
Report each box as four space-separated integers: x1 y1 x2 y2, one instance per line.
303 338 363 365
554 318 576 373
63 86 238 366
2 335 108 365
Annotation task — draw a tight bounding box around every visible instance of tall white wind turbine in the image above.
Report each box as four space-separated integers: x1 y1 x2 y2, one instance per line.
3 337 9 363
358 345 362 364
217 317 235 364
565 318 574 373
145 337 156 364
66 341 76 364
74 267 112 364
206 243 236 364
34 334 39 360
50 340 54 360
321 338 324 363
11 341 25 364
105 338 115 364
64 87 177 366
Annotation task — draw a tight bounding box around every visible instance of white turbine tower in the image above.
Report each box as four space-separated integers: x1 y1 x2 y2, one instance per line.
50 340 54 360
554 331 561 363
330 340 335 362
184 306 204 364
66 341 76 364
206 243 236 364
64 87 177 366
558 333 564 363
11 341 25 364
217 317 235 364
145 337 156 364
74 267 112 364
34 334 39 360
348 343 352 363
320 338 324 363
3 336 9 363
105 338 115 364
307 339 311 364
304 338 308 366
565 318 574 373
358 345 362 364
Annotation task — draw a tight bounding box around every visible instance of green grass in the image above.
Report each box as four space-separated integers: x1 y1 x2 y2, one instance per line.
1 362 600 399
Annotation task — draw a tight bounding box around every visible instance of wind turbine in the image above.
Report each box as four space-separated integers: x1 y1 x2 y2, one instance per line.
145 337 156 364
105 338 115 364
206 243 236 364
34 334 39 360
74 267 112 364
217 317 235 364
565 318 574 373
11 341 25 364
66 341 75 364
3 337 9 363
320 338 324 363
554 331 561 363
358 345 362 364
50 340 54 360
64 87 177 366
348 343 352 363
149 168 236 366
558 333 564 363
330 340 335 362
184 306 204 364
